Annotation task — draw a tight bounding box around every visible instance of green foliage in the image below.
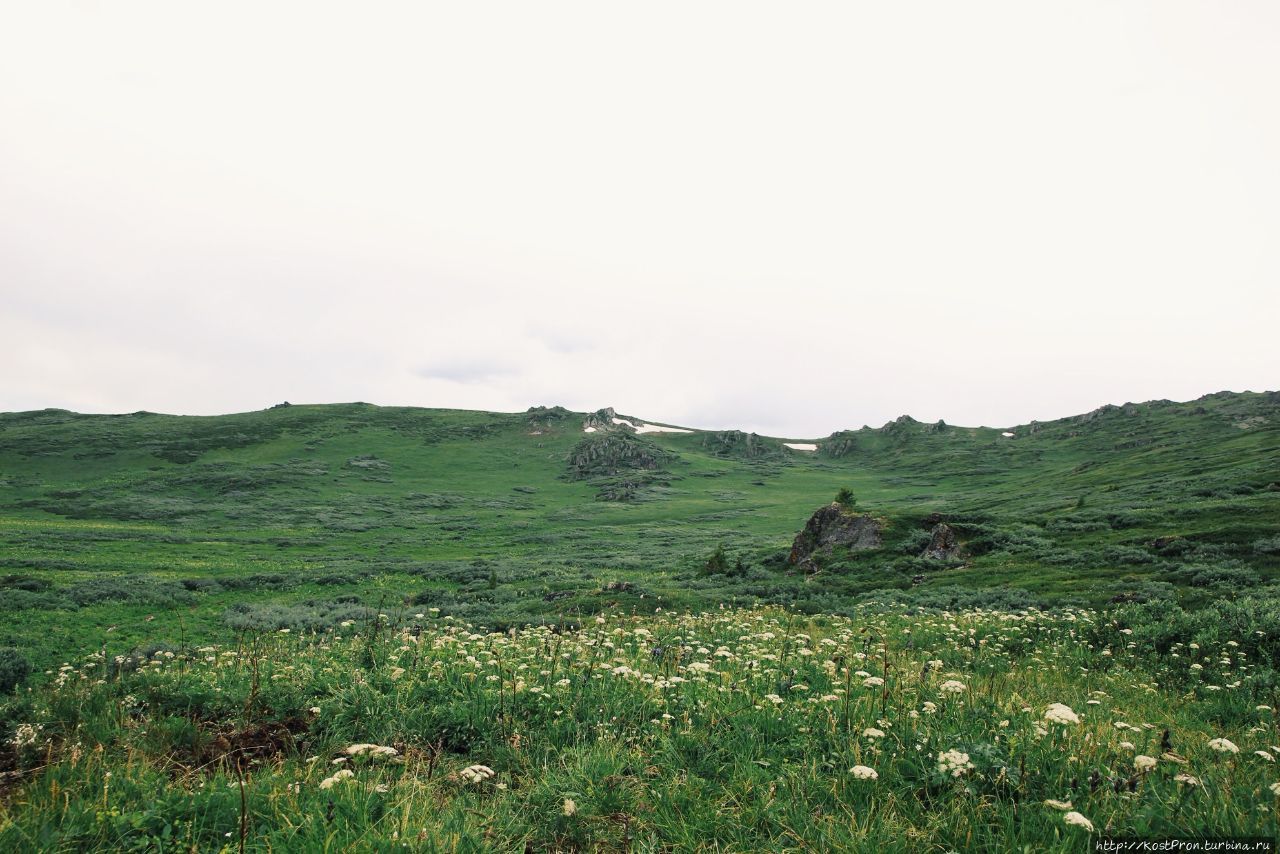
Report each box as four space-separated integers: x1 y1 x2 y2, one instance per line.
1 607 1277 850
0 647 32 694
565 433 671 480
703 544 728 575
834 487 856 510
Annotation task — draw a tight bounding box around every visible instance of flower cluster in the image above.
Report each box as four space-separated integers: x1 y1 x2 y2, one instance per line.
459 764 496 784
937 749 973 778
1044 703 1080 726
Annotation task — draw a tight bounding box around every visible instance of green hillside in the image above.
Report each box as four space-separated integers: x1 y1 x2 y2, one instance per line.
1 392 1277 670
2 392 1280 850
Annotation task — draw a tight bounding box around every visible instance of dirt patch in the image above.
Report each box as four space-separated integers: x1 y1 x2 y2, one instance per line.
186 716 311 773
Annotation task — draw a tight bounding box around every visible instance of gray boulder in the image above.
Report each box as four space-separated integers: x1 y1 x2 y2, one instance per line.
788 503 882 566
921 522 963 560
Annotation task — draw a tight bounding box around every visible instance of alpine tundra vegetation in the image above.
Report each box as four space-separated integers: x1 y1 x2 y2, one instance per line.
0 391 1277 850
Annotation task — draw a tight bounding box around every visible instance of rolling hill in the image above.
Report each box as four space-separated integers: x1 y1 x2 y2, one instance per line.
1 391 1277 669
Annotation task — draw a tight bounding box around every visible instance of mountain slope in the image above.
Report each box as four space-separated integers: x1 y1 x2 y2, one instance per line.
0 391 1277 667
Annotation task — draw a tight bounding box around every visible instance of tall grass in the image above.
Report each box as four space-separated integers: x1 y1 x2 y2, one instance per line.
1 605 1276 851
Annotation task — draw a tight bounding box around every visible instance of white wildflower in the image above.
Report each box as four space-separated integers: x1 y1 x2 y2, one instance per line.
1044 703 1080 725
937 749 973 777
319 769 355 790
460 764 495 784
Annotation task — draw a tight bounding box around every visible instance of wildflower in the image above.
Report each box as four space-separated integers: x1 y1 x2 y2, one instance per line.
939 680 966 694
862 727 885 739
848 765 878 781
563 798 577 816
862 676 884 688
1270 782 1280 796
319 769 355 790
1043 799 1073 810
1208 738 1239 754
8 723 43 750
1044 703 1080 725
390 667 406 680
1134 755 1157 773
1063 812 1094 832
344 744 398 758
460 764 495 784
1255 751 1275 762
1174 773 1199 787
1119 741 1135 750
937 749 973 778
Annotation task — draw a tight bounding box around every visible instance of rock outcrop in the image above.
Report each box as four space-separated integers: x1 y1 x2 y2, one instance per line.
700 430 783 460
820 431 859 458
921 522 963 560
788 503 882 567
565 432 670 480
582 407 619 432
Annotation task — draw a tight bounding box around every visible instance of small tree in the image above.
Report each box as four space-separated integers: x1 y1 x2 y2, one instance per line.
703 544 729 575
835 487 856 510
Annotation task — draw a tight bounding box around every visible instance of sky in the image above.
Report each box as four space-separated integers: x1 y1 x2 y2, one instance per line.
1 2 1277 438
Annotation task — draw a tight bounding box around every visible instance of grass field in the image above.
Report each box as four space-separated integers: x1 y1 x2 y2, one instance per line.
0 392 1277 849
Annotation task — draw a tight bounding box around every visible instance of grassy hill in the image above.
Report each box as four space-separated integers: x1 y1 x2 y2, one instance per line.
0 392 1277 670
1 391 1279 849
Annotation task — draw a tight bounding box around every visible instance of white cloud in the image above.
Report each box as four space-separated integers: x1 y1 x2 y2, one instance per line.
1 2 1277 435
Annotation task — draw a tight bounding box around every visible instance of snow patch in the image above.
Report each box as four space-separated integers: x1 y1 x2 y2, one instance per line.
784 443 818 451
583 426 597 433
612 417 694 435
1000 431 1015 438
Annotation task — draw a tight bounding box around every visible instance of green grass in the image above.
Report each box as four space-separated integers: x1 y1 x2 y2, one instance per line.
0 392 1277 848
0 392 1276 670
1 606 1277 850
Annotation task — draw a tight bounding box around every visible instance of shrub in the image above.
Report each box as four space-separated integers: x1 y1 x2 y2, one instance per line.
1164 563 1259 589
0 648 33 694
703 545 729 575
1252 535 1280 555
222 600 372 632
66 577 196 608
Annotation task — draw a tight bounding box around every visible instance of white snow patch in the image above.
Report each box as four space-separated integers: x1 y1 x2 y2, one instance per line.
1001 431 1015 438
583 426 597 433
784 442 818 451
612 417 694 435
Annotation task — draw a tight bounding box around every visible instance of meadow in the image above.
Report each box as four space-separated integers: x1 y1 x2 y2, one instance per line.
2 605 1277 850
0 392 1277 849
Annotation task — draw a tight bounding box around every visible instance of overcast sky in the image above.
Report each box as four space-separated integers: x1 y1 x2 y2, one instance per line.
2 2 1277 437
